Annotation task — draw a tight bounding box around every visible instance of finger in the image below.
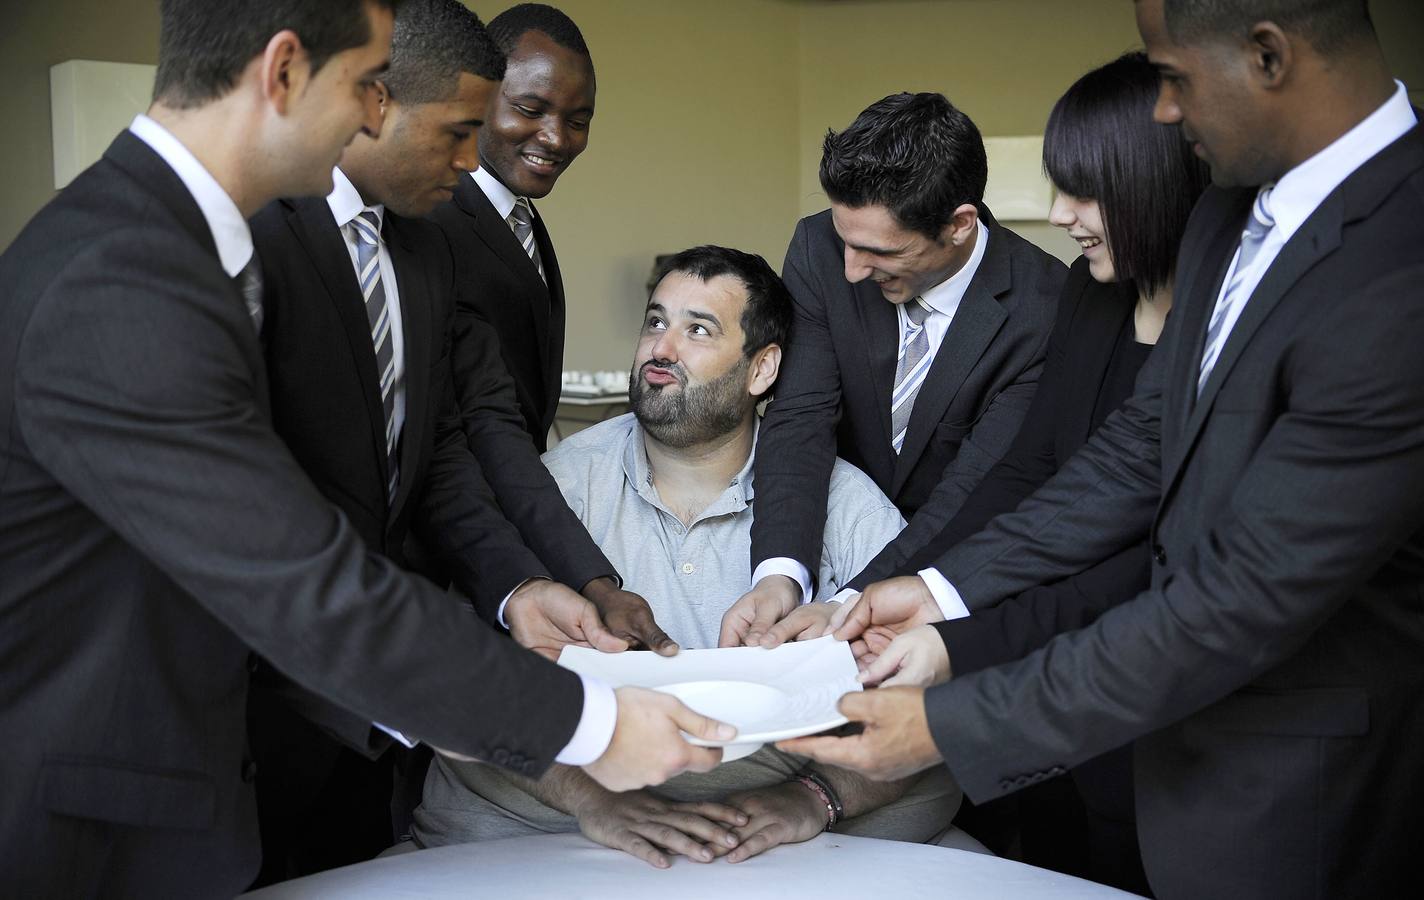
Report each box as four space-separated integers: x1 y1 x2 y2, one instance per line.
757 608 808 649
849 638 874 666
726 825 782 864
679 744 727 776
774 734 865 770
630 611 680 657
882 667 926 689
677 801 750 829
656 810 742 850
580 603 631 654
666 700 738 744
826 595 857 634
612 831 673 869
742 600 784 648
632 821 716 863
859 639 909 686
831 595 871 642
717 605 753 648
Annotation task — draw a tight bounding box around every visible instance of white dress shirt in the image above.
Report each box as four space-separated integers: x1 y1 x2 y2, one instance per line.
922 80 1419 623
326 167 408 449
753 220 991 605
128 114 251 279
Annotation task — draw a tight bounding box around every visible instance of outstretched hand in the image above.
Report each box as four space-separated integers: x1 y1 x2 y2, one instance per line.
506 578 628 660
776 687 941 782
583 577 679 656
718 575 801 647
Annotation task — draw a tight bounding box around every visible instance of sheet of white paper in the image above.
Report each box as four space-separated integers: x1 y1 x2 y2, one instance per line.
558 636 862 759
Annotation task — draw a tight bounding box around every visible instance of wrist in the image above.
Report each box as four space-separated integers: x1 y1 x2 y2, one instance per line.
791 773 841 830
581 576 619 602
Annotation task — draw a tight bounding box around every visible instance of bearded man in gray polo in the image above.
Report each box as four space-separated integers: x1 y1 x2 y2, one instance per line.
408 246 960 866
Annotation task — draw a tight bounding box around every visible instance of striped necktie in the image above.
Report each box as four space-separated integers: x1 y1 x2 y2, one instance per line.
1198 188 1275 396
507 196 546 284
891 299 934 453
351 208 400 503
234 252 264 334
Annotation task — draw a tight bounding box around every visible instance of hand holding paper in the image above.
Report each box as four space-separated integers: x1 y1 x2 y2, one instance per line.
582 686 732 791
776 687 942 782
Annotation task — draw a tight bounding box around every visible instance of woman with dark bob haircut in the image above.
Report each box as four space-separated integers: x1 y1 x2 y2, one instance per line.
830 51 1209 895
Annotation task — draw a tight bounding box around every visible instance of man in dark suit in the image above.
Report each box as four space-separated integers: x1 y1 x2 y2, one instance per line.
0 2 731 895
786 1 1424 896
431 3 595 453
249 0 632 880
724 92 1065 646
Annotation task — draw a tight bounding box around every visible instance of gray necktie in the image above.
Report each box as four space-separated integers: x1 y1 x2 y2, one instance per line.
234 252 264 334
351 208 400 503
1198 187 1275 396
890 299 934 453
507 197 546 284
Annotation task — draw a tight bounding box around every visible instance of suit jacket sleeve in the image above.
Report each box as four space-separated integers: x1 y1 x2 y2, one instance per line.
749 218 846 574
13 230 583 774
926 262 1424 803
446 291 618 592
846 272 1081 590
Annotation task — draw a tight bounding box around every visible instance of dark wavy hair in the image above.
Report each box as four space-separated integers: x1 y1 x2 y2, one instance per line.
654 246 792 358
819 92 988 240
1043 52 1210 294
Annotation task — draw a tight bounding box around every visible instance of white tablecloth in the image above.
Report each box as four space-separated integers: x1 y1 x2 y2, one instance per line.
242 832 1143 899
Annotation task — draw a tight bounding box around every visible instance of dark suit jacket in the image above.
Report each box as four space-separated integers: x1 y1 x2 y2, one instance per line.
925 125 1424 899
430 173 564 452
0 133 584 898
751 208 1065 575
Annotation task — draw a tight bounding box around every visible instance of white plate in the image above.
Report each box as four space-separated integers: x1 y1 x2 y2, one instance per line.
559 637 861 763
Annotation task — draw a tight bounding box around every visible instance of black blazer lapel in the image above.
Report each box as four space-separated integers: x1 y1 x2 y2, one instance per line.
455 176 547 288
853 279 901 450
386 218 432 519
287 198 392 492
892 228 1011 492
531 207 562 417
1063 279 1136 450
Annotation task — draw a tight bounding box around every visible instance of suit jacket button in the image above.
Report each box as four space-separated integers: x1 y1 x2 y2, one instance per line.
999 780 1013 791
1152 544 1167 565
492 749 510 766
241 759 259 783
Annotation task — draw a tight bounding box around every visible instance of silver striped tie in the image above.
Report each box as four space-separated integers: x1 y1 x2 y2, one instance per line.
351 208 400 503
890 299 934 453
507 196 546 284
1198 188 1276 396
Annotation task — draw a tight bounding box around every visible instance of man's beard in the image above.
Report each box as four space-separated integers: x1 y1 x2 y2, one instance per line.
629 357 749 449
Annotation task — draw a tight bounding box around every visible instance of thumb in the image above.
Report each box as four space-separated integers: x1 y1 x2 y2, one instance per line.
858 638 909 687
581 602 630 654
832 594 872 642
631 612 680 657
717 603 752 648
665 697 737 743
836 689 876 725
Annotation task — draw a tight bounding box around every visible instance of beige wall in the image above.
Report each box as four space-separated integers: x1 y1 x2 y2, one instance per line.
3 0 1421 369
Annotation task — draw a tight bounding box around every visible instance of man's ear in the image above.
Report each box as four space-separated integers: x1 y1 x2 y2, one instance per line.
938 203 980 248
748 343 782 398
1246 20 1294 88
259 29 306 114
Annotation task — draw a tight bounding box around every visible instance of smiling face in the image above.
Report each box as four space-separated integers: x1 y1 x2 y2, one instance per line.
831 202 970 304
478 30 595 199
365 71 494 216
630 273 758 448
1136 0 1275 187
1048 191 1115 282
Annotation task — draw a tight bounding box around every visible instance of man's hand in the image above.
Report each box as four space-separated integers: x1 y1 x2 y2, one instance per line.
721 783 828 863
574 789 747 869
582 577 678 656
859 624 951 689
718 575 801 647
506 579 628 660
775 687 942 782
829 576 943 646
583 686 734 792
756 600 838 649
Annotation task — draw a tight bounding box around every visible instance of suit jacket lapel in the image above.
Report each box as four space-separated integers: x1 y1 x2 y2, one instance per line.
454 176 547 288
531 208 561 416
853 280 901 451
386 216 430 519
892 227 1010 492
287 198 391 493
1066 280 1136 449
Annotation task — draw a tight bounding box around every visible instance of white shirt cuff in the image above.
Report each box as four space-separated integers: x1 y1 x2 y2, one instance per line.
917 568 971 620
826 588 860 605
497 576 546 630
751 558 812 605
554 675 617 766
374 723 417 749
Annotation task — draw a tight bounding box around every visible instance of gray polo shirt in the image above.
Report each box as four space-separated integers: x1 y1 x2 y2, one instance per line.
409 416 964 851
542 413 905 649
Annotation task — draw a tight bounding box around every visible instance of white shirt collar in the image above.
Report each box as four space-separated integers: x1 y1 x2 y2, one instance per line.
127 114 252 278
919 218 989 316
1267 80 1416 242
327 167 383 230
472 166 522 221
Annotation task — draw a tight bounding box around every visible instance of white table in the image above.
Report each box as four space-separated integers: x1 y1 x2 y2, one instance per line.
242 832 1144 899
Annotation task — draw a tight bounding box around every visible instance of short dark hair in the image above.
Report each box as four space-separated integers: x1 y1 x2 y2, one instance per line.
819 92 988 240
382 0 504 105
154 0 397 108
1161 0 1374 55
1043 52 1210 294
488 3 592 59
655 246 792 358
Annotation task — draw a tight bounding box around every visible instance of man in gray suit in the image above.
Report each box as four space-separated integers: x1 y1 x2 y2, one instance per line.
0 1 728 895
786 1 1424 897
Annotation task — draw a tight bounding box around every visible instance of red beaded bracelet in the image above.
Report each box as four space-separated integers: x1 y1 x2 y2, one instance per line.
793 774 839 829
